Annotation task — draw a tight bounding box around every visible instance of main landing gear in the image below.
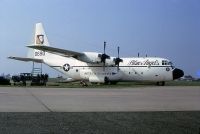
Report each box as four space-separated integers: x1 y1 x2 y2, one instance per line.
80 80 88 87
156 81 165 86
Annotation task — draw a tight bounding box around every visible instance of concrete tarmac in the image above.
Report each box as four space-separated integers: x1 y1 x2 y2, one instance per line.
0 86 199 112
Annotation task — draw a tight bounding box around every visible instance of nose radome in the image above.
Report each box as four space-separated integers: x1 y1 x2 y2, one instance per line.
173 68 184 80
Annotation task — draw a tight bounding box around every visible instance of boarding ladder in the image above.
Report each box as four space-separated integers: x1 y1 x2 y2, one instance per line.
31 62 42 76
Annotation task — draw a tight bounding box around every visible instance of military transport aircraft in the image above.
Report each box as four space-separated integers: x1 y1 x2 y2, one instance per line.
9 23 184 86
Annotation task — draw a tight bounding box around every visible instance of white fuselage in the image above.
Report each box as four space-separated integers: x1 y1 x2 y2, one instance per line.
42 52 174 83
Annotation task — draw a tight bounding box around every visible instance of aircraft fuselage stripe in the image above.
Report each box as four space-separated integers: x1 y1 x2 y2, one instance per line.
50 66 172 68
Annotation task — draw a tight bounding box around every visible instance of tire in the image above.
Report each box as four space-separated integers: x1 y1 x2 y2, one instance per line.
156 81 165 86
104 77 109 85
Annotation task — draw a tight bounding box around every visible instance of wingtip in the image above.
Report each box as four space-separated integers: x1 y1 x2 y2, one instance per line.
26 45 38 48
7 56 14 59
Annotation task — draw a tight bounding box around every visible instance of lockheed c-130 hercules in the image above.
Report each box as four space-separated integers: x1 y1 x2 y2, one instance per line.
9 23 184 86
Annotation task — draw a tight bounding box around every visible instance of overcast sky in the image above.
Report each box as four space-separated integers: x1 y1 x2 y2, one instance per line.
0 0 200 77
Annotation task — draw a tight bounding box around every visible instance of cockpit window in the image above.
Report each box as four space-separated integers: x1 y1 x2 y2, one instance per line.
162 60 168 65
169 61 175 69
162 60 175 69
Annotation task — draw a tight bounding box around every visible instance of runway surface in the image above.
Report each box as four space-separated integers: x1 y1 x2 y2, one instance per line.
0 86 199 112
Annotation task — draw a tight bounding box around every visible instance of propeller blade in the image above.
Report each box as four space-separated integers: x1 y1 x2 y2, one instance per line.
104 41 106 54
101 41 111 71
117 64 119 71
115 46 123 72
101 41 110 71
103 62 105 71
118 46 120 58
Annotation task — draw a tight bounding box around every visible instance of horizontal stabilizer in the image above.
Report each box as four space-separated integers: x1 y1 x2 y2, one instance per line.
8 56 43 63
27 45 83 57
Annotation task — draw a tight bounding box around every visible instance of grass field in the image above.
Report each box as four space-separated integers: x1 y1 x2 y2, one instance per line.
2 79 200 88
46 80 200 88
0 112 200 134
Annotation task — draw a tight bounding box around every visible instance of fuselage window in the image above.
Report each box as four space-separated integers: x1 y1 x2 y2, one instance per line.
76 69 78 72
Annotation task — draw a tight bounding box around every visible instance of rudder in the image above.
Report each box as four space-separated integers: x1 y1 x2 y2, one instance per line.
34 23 49 46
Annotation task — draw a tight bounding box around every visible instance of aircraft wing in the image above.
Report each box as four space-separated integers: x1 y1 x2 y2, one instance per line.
8 56 43 63
27 45 83 57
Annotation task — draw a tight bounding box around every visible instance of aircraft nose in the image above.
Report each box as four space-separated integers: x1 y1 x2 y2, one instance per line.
173 68 184 80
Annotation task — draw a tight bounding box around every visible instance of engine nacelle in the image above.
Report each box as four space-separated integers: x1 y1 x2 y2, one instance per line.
105 57 116 66
78 52 116 66
78 52 101 63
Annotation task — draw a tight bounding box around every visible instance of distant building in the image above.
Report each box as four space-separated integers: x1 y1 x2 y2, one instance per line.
179 75 195 81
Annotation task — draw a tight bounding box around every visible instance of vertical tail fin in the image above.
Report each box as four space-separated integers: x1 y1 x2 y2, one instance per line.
27 23 49 59
33 23 49 46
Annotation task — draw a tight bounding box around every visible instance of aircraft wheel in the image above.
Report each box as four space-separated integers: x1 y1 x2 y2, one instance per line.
104 77 109 85
156 81 165 86
161 81 165 86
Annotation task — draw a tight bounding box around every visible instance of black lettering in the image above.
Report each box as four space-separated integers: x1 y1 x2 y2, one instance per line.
35 51 45 56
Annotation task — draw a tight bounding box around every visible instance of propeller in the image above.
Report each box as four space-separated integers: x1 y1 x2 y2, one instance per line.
99 41 110 71
114 46 123 71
